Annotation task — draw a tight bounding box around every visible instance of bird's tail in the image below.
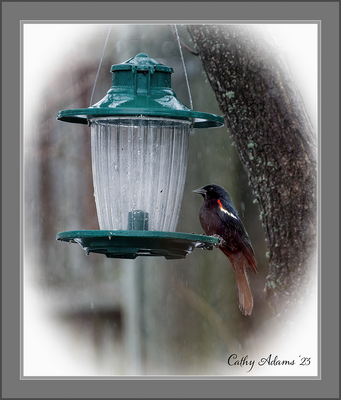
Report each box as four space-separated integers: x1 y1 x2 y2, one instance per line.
224 250 254 316
235 267 253 316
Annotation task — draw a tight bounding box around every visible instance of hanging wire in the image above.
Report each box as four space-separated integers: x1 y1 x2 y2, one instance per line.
173 25 193 110
89 25 112 107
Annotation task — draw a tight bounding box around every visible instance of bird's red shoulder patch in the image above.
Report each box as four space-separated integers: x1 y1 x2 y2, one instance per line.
217 199 238 220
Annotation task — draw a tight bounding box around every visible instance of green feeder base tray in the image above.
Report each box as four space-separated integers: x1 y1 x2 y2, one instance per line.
56 230 219 260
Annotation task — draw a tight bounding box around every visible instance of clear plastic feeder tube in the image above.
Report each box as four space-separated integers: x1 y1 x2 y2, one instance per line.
90 117 191 231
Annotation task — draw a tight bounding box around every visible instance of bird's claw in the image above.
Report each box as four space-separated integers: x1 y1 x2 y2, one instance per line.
212 234 226 247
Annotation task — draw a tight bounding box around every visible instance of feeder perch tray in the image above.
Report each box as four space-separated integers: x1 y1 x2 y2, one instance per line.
56 230 219 260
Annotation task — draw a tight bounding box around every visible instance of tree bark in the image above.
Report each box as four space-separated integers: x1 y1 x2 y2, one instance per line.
187 24 317 318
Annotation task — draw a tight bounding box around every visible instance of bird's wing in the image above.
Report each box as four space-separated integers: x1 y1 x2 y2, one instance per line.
217 210 258 275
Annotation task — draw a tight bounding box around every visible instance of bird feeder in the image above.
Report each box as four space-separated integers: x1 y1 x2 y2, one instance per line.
56 53 224 259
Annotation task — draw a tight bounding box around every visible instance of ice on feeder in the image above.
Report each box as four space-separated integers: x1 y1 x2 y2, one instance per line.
91 117 190 231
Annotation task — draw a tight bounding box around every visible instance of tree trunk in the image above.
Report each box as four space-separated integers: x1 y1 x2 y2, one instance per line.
187 24 317 318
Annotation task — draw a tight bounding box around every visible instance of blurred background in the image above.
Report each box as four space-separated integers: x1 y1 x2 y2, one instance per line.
23 23 317 376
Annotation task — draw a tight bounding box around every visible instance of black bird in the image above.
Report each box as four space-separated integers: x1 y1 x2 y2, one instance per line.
193 184 258 316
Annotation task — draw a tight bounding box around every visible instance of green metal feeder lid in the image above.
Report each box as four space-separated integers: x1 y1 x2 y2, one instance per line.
56 230 219 260
57 53 224 129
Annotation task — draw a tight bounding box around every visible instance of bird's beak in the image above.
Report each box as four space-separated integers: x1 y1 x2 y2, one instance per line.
193 187 206 195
